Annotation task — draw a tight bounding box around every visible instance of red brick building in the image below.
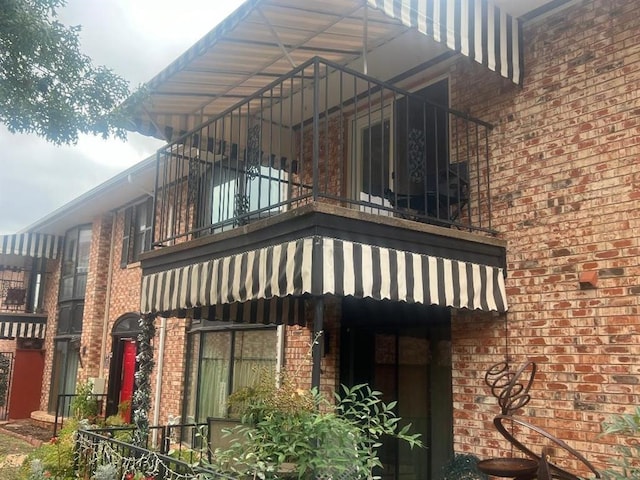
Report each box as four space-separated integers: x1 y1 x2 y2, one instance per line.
2 0 638 478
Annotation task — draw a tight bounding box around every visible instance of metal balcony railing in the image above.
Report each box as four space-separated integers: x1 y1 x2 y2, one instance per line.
0 276 27 313
152 57 494 247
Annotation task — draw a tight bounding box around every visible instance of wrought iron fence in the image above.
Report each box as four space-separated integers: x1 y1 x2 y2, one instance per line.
153 56 494 246
75 427 237 480
0 352 14 420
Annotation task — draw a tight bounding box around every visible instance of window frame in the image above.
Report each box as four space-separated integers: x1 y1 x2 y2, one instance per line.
59 225 92 303
195 160 288 235
183 323 278 423
121 197 153 267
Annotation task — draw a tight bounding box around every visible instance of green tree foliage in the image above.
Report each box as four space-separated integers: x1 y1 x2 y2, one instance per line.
0 0 133 144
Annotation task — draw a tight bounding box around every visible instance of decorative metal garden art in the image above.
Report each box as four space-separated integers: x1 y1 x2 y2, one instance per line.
477 361 601 480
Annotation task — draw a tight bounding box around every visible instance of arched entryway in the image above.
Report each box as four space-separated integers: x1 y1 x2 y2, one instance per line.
106 313 141 421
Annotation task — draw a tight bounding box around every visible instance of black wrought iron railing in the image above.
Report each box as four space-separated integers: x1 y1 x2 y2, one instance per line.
152 56 494 247
0 276 27 312
0 352 14 421
75 420 244 480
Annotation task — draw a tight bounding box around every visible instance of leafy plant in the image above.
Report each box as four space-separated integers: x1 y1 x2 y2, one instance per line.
70 380 98 420
23 419 78 479
213 374 423 480
92 463 118 480
601 407 640 479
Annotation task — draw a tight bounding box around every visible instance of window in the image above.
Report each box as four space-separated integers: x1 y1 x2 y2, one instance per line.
121 197 153 266
48 338 80 414
59 226 91 302
195 162 287 234
352 79 452 219
184 325 278 422
52 225 91 413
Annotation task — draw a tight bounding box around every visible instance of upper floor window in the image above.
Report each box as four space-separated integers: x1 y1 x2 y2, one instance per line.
121 197 153 266
60 226 91 302
195 163 287 234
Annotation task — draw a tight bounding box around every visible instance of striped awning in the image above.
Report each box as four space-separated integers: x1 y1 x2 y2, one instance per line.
129 0 523 143
368 0 522 85
0 233 62 260
141 236 507 319
0 318 47 339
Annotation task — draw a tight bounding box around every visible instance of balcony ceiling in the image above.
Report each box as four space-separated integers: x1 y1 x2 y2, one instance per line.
127 0 573 143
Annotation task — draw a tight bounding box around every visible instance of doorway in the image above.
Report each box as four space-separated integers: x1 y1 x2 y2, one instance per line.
107 313 141 420
340 298 453 479
352 79 450 219
353 107 394 214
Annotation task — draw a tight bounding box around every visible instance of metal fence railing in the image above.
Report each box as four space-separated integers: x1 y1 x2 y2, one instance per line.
152 56 494 247
53 393 108 437
75 427 238 480
0 352 14 420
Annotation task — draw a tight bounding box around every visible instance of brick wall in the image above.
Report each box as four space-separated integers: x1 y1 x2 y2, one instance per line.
79 213 113 382
152 317 189 424
106 206 188 425
284 297 340 402
39 257 61 410
446 0 640 471
36 205 188 424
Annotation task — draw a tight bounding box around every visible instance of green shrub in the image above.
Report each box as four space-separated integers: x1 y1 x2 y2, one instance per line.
601 407 640 479
213 376 423 480
22 419 78 480
70 381 98 421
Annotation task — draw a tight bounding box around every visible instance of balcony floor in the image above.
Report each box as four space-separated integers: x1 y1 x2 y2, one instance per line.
141 202 505 274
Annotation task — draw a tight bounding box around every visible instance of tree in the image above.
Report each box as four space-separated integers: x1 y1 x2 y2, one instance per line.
0 0 134 144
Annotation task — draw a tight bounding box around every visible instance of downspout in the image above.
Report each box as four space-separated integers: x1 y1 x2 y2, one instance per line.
152 316 167 427
98 212 117 377
275 324 285 386
363 1 368 75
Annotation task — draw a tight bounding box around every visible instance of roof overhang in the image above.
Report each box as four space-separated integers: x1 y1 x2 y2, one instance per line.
18 155 157 237
128 0 568 143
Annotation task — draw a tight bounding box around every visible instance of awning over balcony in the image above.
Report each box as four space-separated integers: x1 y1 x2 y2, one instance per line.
367 0 522 84
0 233 61 260
128 0 523 143
0 315 47 340
140 236 507 321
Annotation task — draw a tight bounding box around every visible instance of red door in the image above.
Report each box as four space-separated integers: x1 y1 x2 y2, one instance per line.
9 349 44 419
119 340 136 422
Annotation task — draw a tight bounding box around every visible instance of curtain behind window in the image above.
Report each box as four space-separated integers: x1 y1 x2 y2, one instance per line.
198 332 231 419
184 327 277 422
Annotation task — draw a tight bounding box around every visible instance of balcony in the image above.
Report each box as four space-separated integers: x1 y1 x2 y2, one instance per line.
151 57 494 248
0 267 47 340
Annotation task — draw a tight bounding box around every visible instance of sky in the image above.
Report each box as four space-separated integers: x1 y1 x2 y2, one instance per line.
0 0 246 234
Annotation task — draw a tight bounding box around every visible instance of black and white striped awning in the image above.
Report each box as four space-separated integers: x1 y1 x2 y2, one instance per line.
0 233 62 260
130 0 523 143
368 0 522 85
141 236 507 320
0 318 47 339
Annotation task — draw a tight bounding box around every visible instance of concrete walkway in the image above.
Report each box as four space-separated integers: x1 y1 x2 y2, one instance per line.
0 453 27 469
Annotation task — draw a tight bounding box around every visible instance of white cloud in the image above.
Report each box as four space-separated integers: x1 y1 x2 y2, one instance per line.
0 0 245 234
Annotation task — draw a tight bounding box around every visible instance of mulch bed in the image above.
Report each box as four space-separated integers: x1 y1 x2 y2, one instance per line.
0 420 54 446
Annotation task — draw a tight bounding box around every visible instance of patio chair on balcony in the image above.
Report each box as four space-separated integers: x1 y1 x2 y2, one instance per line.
384 161 469 223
